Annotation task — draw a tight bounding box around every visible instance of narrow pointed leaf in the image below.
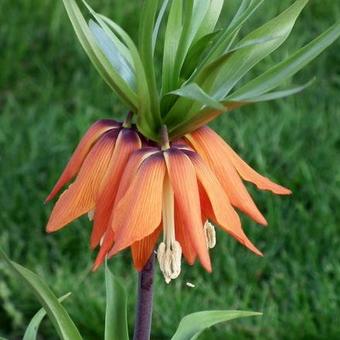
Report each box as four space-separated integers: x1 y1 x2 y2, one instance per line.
152 0 171 53
0 249 82 340
228 78 315 102
230 21 340 100
139 0 161 126
61 0 138 110
162 0 183 96
195 0 264 73
195 0 224 42
169 83 225 111
211 0 309 99
95 12 161 140
181 30 221 79
23 293 71 340
89 20 136 88
104 262 129 340
164 35 281 127
171 310 262 340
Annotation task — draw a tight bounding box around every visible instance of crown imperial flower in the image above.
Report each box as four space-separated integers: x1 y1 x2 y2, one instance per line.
46 0 340 283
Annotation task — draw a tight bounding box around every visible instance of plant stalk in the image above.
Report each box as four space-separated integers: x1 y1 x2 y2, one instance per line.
133 253 155 340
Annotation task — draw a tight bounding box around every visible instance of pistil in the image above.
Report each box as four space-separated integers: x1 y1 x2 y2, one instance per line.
157 175 182 283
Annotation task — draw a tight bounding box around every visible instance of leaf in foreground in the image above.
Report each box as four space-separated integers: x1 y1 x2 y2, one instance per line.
104 261 129 340
171 310 262 340
23 293 72 340
0 248 82 340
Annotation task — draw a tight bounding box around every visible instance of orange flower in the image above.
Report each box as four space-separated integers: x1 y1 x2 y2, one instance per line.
185 126 291 226
46 119 142 232
93 143 261 282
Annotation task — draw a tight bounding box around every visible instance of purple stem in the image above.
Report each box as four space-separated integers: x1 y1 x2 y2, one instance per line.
133 253 155 340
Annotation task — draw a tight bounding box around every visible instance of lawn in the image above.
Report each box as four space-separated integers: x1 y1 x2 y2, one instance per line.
0 0 340 339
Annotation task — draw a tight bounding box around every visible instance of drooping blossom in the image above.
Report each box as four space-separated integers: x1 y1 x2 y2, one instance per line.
46 119 142 233
93 141 262 283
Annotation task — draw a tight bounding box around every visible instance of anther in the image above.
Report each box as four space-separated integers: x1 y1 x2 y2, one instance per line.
204 221 216 249
88 210 95 221
157 241 182 284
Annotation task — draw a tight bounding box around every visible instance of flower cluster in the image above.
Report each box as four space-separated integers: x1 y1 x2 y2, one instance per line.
46 118 290 283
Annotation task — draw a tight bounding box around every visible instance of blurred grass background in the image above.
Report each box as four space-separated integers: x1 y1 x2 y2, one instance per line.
0 0 340 339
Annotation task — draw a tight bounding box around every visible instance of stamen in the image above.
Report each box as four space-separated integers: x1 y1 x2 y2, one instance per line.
88 210 95 221
157 174 182 283
204 221 216 249
157 241 182 284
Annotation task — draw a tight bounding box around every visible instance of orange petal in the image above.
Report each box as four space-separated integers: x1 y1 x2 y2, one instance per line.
165 148 211 272
186 129 268 225
188 151 262 256
114 148 159 205
191 127 291 194
46 120 120 202
108 152 166 256
174 201 197 265
131 226 161 271
90 129 142 248
46 130 117 232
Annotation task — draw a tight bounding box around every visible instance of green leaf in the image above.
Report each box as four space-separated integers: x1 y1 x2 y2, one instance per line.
0 249 82 340
104 261 129 340
23 293 72 340
61 0 138 111
169 83 225 111
171 310 262 340
152 0 170 53
139 0 161 127
229 21 340 100
229 78 315 103
194 0 264 74
181 30 221 79
162 0 183 96
89 20 136 89
97 13 160 141
164 34 281 127
211 0 309 99
195 0 224 42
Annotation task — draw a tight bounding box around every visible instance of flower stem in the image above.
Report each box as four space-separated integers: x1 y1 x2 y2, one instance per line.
161 125 170 150
133 253 155 340
123 111 133 128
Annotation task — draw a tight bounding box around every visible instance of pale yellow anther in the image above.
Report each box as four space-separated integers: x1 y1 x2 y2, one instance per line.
204 221 216 249
88 210 95 221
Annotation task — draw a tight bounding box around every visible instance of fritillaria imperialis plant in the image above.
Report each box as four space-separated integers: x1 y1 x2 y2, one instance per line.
1 0 339 339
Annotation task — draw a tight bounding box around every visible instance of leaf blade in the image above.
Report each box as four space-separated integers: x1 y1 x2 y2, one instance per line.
0 249 82 340
104 262 129 340
23 293 72 340
229 21 340 100
62 0 138 111
171 310 262 340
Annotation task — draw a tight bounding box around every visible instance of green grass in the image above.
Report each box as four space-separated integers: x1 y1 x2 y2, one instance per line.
0 0 340 339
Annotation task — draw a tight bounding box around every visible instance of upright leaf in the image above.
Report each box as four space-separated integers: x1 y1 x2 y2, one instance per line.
89 20 136 88
139 0 161 126
229 21 340 100
61 0 138 110
0 249 82 340
194 0 264 75
211 0 309 99
23 293 71 340
152 0 171 53
195 0 224 42
171 310 262 340
162 0 183 96
104 262 129 340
